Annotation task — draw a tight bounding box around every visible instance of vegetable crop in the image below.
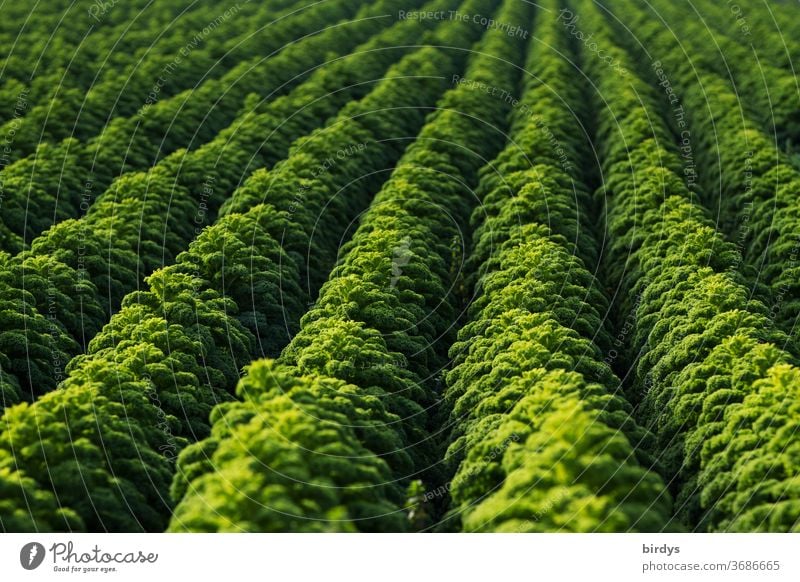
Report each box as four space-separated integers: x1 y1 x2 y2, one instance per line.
1 0 799 533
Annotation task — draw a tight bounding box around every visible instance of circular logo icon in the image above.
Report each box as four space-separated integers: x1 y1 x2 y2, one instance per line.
20 542 46 570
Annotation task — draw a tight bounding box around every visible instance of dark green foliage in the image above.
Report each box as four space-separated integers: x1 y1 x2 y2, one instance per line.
170 0 531 531
442 1 673 532
0 358 179 531
578 0 800 531
645 0 800 148
0 0 335 165
0 1 429 408
608 0 800 353
0 0 392 250
0 464 83 532
0 0 476 531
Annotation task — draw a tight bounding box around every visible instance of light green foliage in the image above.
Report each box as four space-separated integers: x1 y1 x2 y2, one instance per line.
169 360 407 532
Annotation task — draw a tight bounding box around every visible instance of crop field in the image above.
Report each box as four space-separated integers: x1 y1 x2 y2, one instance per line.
0 0 799 533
